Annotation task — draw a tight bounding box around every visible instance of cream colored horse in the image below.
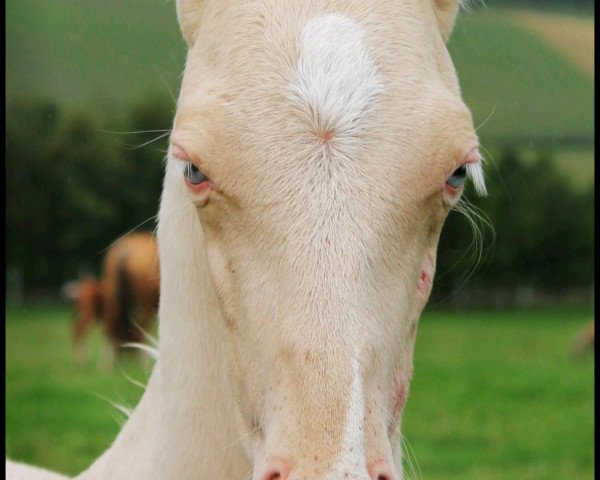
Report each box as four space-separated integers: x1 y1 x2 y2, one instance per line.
6 1 486 479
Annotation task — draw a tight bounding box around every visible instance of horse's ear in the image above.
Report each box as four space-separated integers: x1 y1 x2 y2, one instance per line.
432 0 462 43
176 0 207 47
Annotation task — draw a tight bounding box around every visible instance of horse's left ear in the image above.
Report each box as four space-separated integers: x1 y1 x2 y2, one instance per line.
432 0 462 43
176 0 207 47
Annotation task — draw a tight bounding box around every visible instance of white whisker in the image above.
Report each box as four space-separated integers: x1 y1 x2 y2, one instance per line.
110 412 127 428
474 101 497 132
97 216 159 256
118 367 148 391
381 405 422 480
401 433 423 480
433 196 495 305
159 72 178 105
122 342 159 361
97 129 171 135
217 425 261 454
93 392 133 422
131 321 159 349
119 131 171 150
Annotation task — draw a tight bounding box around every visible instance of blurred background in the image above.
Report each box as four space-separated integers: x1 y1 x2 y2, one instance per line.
6 0 594 479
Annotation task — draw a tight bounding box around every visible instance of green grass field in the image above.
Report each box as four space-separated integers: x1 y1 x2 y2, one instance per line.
6 304 594 479
5 304 152 475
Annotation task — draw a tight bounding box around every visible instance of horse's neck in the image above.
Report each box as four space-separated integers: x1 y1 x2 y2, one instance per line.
77 173 249 480
75 369 160 480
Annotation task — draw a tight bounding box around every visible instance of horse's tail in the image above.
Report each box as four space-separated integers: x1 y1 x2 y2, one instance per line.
114 255 137 345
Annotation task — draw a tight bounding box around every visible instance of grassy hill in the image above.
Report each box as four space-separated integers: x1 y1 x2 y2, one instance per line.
448 10 593 147
6 0 186 118
506 10 594 78
7 2 593 147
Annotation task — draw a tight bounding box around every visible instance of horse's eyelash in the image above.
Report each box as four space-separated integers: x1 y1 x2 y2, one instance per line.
466 161 486 196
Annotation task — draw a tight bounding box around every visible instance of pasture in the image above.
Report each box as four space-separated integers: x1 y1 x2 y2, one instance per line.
6 304 594 479
506 10 594 78
448 10 593 146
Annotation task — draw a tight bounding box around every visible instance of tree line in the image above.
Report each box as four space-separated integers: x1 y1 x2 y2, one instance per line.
6 100 171 295
433 147 593 305
5 100 594 304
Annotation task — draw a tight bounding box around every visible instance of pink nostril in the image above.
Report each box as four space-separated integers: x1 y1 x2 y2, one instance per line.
265 473 281 480
260 458 291 480
368 460 396 480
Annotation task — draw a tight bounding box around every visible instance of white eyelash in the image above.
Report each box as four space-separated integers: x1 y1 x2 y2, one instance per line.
466 160 487 196
167 156 189 180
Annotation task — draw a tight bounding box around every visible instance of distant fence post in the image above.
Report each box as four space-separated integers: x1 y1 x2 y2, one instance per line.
6 266 24 306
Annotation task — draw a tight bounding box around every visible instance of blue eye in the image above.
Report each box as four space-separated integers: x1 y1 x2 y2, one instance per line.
184 162 207 185
446 164 467 189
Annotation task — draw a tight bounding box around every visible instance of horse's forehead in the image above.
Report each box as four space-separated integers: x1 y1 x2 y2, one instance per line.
177 4 469 217
184 3 455 121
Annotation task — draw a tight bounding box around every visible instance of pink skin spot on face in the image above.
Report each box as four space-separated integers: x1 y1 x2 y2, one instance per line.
416 270 431 295
417 252 435 298
392 373 409 418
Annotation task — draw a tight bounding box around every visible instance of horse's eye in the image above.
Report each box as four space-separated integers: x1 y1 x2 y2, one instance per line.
446 164 467 189
184 162 207 185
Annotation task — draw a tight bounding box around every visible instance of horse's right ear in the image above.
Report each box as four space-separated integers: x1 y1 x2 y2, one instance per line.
432 0 462 43
176 0 207 47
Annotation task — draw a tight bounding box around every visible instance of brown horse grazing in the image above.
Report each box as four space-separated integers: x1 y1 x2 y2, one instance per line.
66 277 104 364
100 232 160 366
101 232 160 363
66 232 160 367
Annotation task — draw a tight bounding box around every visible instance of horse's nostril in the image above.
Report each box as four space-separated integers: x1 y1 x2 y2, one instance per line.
260 458 291 480
368 459 396 480
261 470 281 480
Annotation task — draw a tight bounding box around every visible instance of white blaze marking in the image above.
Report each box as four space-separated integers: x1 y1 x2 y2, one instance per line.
290 13 384 145
290 15 380 475
325 359 369 479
